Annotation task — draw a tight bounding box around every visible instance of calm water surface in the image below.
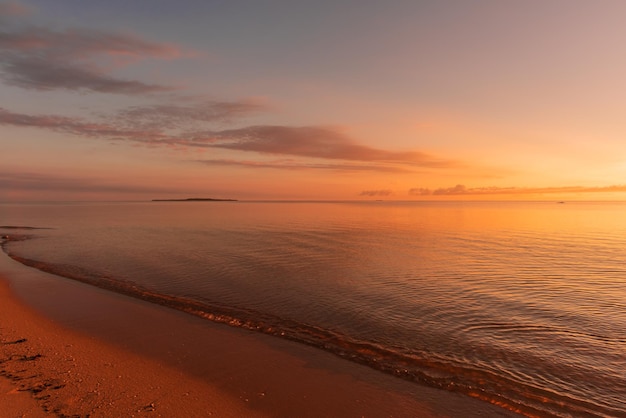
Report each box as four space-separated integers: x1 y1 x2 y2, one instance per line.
1 201 625 417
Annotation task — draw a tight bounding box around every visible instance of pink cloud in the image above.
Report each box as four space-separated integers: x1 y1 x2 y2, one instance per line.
0 1 32 17
0 107 183 145
111 100 267 130
2 57 176 94
203 126 456 167
1 104 455 174
0 28 183 59
0 102 262 145
0 25 189 94
1 107 451 171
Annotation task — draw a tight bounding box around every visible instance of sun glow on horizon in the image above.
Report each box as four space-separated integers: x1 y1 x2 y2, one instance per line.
1 1 626 202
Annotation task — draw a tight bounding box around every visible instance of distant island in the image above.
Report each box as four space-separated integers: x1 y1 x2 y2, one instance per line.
152 198 238 202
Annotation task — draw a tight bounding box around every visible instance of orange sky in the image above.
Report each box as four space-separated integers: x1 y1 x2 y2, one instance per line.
2 1 626 201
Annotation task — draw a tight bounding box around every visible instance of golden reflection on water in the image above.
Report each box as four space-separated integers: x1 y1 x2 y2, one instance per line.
3 200 626 417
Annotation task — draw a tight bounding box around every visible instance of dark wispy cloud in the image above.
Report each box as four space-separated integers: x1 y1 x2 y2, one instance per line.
0 104 260 147
0 23 185 94
201 126 455 167
409 184 626 196
359 190 393 196
110 100 267 130
1 57 175 94
1 107 453 171
0 106 180 145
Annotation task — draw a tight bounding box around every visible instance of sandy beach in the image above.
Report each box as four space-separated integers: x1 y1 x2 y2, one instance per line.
0 251 521 417
0 275 262 417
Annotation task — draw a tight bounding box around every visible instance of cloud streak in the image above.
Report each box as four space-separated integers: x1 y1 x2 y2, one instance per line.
409 184 626 196
197 159 411 173
0 103 260 147
111 100 267 130
360 190 393 197
0 107 177 145
202 126 455 167
0 24 186 94
1 107 453 171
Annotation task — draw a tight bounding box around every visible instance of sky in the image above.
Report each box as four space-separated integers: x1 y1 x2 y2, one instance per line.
2 0 626 201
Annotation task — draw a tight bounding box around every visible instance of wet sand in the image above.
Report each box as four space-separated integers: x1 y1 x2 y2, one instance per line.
0 252 521 417
0 275 261 417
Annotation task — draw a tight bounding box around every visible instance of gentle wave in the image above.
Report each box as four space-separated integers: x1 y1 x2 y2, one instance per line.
3 249 621 418
464 322 626 344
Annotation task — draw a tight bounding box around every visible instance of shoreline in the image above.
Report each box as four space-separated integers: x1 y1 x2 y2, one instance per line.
0 252 521 417
0 271 259 417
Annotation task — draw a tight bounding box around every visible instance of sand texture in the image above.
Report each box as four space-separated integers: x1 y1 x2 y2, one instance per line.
0 278 261 418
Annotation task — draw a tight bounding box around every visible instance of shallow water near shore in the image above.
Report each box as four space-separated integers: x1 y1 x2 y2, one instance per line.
0 250 521 418
2 200 626 417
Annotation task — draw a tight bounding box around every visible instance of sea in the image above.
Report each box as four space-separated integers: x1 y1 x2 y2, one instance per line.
1 200 625 417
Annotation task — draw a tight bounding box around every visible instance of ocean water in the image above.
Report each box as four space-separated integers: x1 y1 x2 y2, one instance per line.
1 201 625 417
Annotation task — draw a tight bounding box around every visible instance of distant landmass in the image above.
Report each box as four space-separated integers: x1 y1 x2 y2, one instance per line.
152 198 238 202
